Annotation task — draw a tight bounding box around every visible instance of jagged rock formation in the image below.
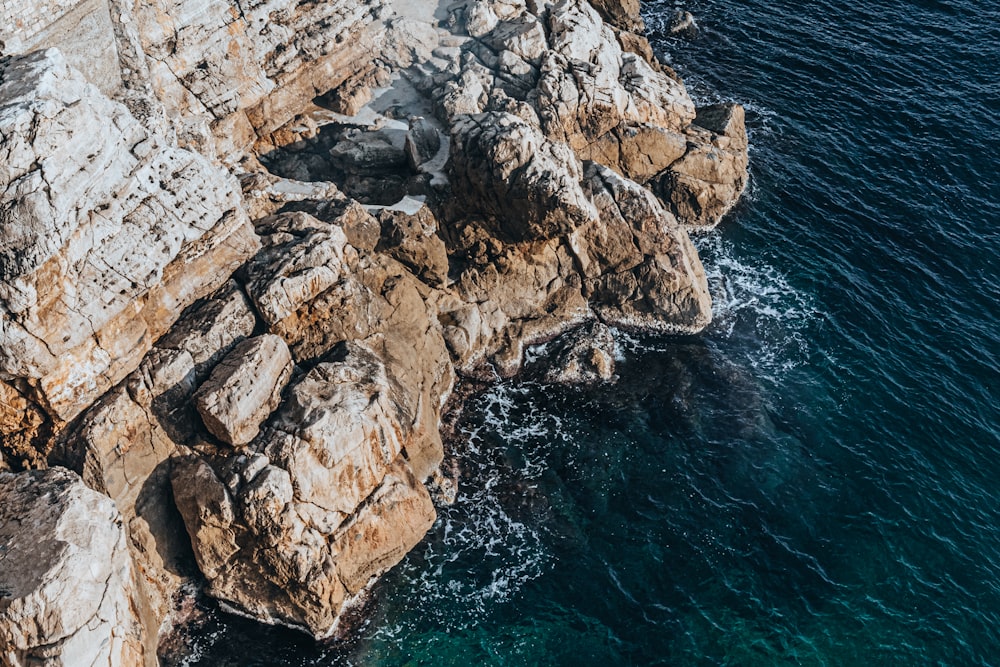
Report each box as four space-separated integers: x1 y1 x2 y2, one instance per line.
0 467 151 666
0 0 749 657
0 49 258 467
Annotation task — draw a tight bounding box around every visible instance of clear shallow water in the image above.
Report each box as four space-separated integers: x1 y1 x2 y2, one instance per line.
167 0 1000 664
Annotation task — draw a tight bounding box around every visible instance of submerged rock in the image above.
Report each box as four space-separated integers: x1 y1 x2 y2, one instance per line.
544 322 618 385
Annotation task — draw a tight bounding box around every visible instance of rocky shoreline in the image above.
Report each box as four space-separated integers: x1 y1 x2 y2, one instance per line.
0 0 746 663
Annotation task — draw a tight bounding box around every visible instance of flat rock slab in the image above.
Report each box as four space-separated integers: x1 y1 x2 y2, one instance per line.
195 334 294 447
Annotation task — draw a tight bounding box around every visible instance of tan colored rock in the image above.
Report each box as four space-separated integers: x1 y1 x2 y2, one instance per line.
195 334 294 447
156 280 258 381
374 204 450 287
449 112 598 242
242 211 356 328
588 0 644 32
69 280 268 648
172 342 436 638
656 103 750 227
0 49 258 437
574 162 712 332
0 468 150 666
74 347 199 642
130 0 387 159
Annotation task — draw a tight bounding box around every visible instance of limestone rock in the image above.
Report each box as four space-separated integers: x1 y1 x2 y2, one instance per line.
575 162 712 332
156 280 259 382
130 0 387 158
242 211 356 328
656 103 749 227
449 112 598 241
587 0 644 32
73 347 199 642
195 335 294 447
375 204 450 287
0 49 258 440
0 468 149 666
172 342 436 638
405 116 443 169
544 322 618 384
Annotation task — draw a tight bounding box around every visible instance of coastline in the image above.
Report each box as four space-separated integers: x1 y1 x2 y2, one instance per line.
0 0 747 662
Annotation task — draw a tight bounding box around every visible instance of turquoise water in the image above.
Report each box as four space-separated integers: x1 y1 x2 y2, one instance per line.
169 0 1000 664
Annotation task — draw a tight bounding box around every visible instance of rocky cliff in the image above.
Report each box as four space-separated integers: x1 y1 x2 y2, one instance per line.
0 0 746 661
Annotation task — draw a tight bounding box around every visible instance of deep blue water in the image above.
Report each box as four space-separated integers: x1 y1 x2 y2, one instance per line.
169 0 1000 664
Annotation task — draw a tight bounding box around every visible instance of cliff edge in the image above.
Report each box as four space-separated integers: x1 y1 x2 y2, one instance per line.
0 0 747 661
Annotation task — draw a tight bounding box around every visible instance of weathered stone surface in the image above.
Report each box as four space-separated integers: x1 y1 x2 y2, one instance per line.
450 112 598 242
172 342 436 638
544 321 617 384
0 0 749 654
375 204 450 287
73 347 199 645
67 280 270 649
405 116 442 169
577 162 712 332
0 468 149 666
130 0 387 158
156 280 258 381
0 49 258 436
656 102 750 227
195 334 294 447
242 211 356 328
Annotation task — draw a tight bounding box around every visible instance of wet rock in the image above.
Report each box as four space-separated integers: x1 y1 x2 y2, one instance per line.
0 468 150 666
669 10 699 39
194 335 294 447
544 322 618 384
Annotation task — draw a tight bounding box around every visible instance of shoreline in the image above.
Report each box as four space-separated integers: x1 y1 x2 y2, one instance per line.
0 1 747 662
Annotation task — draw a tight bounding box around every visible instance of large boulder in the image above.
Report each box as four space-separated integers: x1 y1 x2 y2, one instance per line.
656 103 750 227
0 468 150 666
194 334 294 447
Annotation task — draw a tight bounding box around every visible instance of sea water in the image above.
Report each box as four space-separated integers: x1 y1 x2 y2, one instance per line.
168 0 1000 663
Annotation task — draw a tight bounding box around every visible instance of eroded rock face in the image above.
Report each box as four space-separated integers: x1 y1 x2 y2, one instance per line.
0 468 150 666
131 0 388 159
0 49 258 460
0 0 749 653
173 341 435 637
656 103 750 228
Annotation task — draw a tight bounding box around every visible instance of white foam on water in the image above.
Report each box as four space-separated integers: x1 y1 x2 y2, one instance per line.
697 232 819 376
368 382 576 636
